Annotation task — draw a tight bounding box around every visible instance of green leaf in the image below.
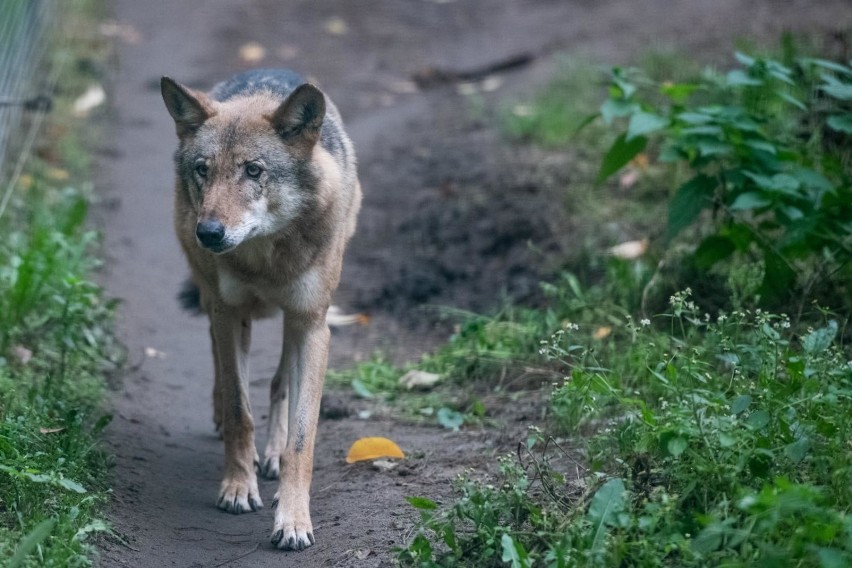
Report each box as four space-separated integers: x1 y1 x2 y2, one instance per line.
406 496 438 510
626 111 669 140
820 75 852 100
817 547 847 568
826 114 852 134
351 378 374 399
587 478 626 552
802 320 838 354
597 133 647 183
760 249 796 303
501 534 530 568
437 407 464 431
746 410 770 430
734 52 756 66
92 414 113 435
731 395 752 415
729 192 771 211
667 175 716 238
58 477 87 494
726 69 762 87
785 437 810 463
9 518 56 568
667 437 688 457
600 99 638 125
694 235 735 269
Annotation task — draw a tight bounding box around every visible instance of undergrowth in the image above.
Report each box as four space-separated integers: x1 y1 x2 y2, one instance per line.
0 1 119 566
383 42 852 568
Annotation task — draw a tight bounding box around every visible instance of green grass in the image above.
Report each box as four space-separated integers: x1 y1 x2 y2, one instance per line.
0 1 119 566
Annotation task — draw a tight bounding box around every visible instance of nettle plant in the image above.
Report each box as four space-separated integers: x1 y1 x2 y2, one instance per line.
595 53 852 305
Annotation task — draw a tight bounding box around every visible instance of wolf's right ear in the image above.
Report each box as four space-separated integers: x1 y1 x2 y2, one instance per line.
160 77 215 137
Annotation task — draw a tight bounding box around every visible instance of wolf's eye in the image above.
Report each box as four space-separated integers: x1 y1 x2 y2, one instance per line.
195 163 208 177
245 163 263 179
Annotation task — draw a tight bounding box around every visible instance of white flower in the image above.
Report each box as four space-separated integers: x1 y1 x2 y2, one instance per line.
640 319 651 327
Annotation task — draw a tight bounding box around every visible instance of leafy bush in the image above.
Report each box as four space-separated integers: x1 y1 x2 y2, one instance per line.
595 54 852 309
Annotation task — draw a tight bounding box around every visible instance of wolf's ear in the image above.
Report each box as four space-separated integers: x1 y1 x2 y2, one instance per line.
269 84 326 146
160 77 215 137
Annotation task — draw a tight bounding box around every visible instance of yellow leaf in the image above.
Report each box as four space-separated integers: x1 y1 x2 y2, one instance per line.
593 326 612 340
345 437 405 464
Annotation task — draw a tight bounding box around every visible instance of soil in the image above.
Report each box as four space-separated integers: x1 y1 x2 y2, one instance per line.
95 1 851 566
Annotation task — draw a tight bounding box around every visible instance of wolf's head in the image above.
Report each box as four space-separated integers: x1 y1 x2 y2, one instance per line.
161 77 326 254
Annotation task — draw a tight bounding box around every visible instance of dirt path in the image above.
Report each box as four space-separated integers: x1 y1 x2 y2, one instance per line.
96 1 849 566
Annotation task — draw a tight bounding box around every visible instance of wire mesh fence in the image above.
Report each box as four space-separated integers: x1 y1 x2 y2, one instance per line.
0 0 55 211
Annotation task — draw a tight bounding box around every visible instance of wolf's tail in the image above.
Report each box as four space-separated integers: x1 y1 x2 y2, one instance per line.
178 278 204 315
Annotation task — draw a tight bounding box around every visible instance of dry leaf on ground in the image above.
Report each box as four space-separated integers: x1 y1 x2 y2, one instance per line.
593 326 613 340
40 427 66 434
327 305 369 327
345 437 405 464
398 370 441 390
324 17 348 35
239 41 266 63
608 238 648 260
73 85 106 117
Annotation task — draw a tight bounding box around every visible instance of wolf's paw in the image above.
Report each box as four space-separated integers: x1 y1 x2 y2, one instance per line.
258 452 281 480
270 519 315 551
217 477 263 514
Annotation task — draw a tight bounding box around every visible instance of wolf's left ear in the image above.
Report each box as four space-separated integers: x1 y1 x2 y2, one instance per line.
161 77 215 137
269 84 326 146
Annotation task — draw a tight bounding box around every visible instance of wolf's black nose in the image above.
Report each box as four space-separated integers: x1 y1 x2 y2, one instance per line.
196 220 225 247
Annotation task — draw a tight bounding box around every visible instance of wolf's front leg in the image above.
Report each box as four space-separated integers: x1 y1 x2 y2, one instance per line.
271 311 329 550
210 305 262 514
260 318 288 479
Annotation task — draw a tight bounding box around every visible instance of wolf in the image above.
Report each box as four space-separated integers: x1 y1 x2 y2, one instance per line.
160 68 361 551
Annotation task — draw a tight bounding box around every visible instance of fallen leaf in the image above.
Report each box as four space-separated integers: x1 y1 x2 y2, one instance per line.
99 20 142 44
144 347 166 359
631 153 650 170
327 305 369 327
618 168 639 189
239 41 266 63
608 238 648 260
40 427 65 434
13 345 32 364
354 549 372 560
17 174 33 190
398 370 442 390
345 437 405 463
324 16 348 35
371 458 398 472
73 85 106 117
480 76 503 92
357 410 372 420
593 326 612 340
47 167 69 182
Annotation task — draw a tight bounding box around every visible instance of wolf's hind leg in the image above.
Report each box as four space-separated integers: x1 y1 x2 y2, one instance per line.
261 317 288 479
211 305 262 514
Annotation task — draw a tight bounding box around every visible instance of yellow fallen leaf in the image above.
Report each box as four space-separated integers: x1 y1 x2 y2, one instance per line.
593 326 612 340
345 437 405 464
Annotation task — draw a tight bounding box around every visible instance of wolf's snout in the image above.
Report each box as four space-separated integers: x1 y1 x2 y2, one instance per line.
196 219 225 248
